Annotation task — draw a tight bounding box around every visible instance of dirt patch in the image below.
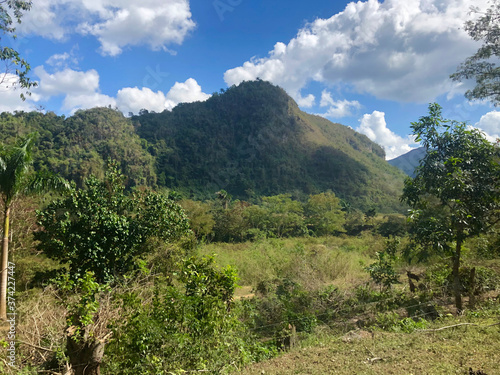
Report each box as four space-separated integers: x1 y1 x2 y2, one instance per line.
234 285 255 300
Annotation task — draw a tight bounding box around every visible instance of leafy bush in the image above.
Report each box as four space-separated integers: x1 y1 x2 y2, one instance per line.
375 312 428 333
104 256 273 374
376 214 408 237
35 162 191 283
364 237 400 289
304 192 345 236
425 263 499 296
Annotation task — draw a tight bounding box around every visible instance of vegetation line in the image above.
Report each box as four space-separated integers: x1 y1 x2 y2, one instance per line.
248 295 442 334
417 321 500 332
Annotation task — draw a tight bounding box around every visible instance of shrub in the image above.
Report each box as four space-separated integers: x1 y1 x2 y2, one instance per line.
104 256 272 374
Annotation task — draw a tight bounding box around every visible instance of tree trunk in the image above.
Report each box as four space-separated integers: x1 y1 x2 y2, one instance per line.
452 237 463 313
67 336 105 375
0 206 11 321
469 267 476 309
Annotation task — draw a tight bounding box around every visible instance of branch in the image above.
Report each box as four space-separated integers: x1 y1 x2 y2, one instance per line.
417 323 478 331
17 339 55 352
417 322 500 332
483 321 500 328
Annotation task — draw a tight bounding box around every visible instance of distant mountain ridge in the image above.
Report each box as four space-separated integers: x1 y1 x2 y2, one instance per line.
0 80 408 212
133 80 407 211
388 147 426 177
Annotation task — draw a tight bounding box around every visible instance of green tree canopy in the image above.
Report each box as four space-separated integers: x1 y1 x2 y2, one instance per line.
35 162 191 283
402 103 500 311
304 192 345 236
451 0 500 104
0 0 36 99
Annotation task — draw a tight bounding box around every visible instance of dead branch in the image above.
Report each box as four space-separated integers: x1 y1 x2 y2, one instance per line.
17 339 55 352
418 323 477 332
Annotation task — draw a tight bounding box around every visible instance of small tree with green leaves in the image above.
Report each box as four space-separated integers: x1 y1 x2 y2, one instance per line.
402 103 500 312
104 256 269 374
451 0 500 105
365 237 400 290
55 271 110 375
1 0 37 98
37 162 191 374
35 161 191 283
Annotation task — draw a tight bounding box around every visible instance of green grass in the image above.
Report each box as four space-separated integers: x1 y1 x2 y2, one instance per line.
239 311 500 375
197 234 384 291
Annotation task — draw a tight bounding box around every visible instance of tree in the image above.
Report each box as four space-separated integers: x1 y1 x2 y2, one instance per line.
451 0 500 105
0 0 36 99
259 194 307 238
36 163 191 375
179 199 215 240
0 133 69 320
402 103 500 311
304 192 345 236
365 237 400 291
35 161 191 283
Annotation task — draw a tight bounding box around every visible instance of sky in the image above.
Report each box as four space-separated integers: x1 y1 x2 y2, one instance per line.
1 0 500 159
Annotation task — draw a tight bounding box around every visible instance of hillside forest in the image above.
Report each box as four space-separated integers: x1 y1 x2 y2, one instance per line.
0 81 499 375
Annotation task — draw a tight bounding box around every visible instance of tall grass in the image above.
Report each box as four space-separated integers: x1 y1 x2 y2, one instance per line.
197 233 385 291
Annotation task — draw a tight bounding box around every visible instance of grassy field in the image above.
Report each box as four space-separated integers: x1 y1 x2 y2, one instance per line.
197 234 383 290
195 235 500 375
239 313 500 374
4 232 499 374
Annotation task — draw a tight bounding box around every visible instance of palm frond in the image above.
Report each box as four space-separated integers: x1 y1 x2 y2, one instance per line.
25 170 71 196
0 133 38 205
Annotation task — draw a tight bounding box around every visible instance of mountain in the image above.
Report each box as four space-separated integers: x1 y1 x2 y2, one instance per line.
0 80 408 212
0 109 157 188
133 80 407 211
388 147 426 177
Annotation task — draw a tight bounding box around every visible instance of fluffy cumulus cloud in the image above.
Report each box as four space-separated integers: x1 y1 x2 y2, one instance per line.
116 78 210 114
31 66 115 112
25 63 210 114
164 78 211 109
357 111 418 159
34 66 100 96
116 87 168 114
224 0 487 105
475 111 500 141
318 90 361 118
0 74 42 112
18 0 196 55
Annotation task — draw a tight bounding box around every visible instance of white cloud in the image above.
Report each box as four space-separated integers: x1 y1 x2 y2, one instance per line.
0 74 41 112
357 110 417 159
296 93 315 108
116 78 211 114
319 90 361 118
17 0 67 39
164 78 211 110
27 66 211 115
475 111 500 141
63 93 116 113
224 0 488 105
116 87 168 114
18 0 196 56
46 47 80 69
35 66 100 96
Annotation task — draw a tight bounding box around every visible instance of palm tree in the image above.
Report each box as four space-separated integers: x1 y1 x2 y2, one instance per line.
0 134 69 320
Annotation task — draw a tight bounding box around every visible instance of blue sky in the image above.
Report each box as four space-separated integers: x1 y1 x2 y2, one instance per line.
1 0 499 159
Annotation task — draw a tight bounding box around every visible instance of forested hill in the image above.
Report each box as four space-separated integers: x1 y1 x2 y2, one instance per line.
0 80 406 211
133 80 406 211
0 109 157 188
